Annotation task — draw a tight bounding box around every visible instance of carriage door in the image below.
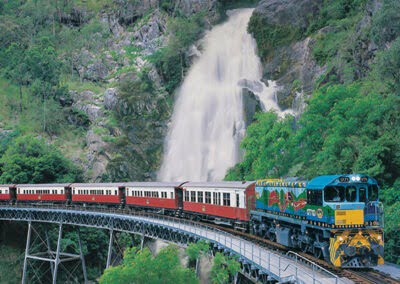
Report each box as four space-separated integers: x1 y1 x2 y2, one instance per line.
119 187 126 206
10 187 17 204
65 187 72 204
175 187 183 209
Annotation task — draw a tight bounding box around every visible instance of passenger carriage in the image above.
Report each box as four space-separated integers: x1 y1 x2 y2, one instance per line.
15 184 70 203
124 182 183 213
70 183 124 205
181 181 255 230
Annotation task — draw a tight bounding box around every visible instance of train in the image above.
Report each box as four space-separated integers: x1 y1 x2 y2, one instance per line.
0 174 384 268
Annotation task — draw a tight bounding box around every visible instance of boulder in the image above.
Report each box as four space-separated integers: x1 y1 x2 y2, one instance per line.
104 88 118 110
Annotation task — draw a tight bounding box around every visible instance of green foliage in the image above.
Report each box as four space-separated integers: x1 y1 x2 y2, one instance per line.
0 135 82 183
210 253 240 284
226 112 296 180
380 185 400 264
100 246 198 284
149 13 206 93
372 37 400 92
186 241 210 262
227 84 400 184
371 0 400 46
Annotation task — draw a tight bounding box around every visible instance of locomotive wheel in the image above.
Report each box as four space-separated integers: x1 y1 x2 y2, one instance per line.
300 241 308 253
267 231 276 242
314 247 322 259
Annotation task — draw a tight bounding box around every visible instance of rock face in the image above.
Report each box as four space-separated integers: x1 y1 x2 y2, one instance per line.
62 1 221 181
251 0 324 108
254 0 320 29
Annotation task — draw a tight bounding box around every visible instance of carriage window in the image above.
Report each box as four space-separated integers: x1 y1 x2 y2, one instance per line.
324 186 345 202
198 192 203 203
170 192 174 199
368 185 378 201
185 191 189 201
205 192 211 204
346 186 357 202
191 192 196 202
223 193 230 206
359 187 366 202
236 194 240 207
213 192 221 205
307 190 322 205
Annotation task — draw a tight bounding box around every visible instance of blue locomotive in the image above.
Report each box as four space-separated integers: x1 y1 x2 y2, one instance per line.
250 174 384 267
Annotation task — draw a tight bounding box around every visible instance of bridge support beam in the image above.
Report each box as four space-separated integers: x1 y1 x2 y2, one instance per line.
21 222 88 284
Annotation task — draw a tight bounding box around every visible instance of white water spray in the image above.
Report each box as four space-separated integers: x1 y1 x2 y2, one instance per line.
158 9 283 182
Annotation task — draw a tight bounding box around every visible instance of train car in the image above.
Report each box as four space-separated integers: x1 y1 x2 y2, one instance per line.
124 182 183 213
251 174 384 268
15 184 70 203
182 181 255 230
71 183 124 206
0 184 15 203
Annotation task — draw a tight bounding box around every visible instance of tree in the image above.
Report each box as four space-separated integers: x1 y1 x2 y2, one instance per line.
100 246 198 284
24 37 63 133
4 43 29 112
210 253 240 284
0 135 82 184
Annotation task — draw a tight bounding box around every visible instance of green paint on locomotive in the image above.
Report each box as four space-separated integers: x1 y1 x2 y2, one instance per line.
255 181 334 222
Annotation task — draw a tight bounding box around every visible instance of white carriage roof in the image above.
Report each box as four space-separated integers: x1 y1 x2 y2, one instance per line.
183 181 255 189
16 183 71 188
71 183 124 187
123 182 184 188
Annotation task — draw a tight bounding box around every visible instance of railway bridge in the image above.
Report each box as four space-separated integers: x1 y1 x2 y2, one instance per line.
0 205 344 284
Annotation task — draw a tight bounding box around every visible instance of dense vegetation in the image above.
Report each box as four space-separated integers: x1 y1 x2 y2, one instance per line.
100 241 240 284
228 0 400 263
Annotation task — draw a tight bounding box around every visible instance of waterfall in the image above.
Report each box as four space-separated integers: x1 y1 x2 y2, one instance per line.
158 8 283 182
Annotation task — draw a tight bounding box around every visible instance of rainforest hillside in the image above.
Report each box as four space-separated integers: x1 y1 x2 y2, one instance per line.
226 0 400 263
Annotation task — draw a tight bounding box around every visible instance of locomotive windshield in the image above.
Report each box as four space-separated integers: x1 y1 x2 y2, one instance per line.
324 184 379 202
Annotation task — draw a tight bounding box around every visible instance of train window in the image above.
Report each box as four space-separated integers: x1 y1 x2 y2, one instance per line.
236 194 240 207
368 185 378 201
0 190 2 194
223 193 230 206
185 191 189 201
213 192 221 205
346 186 357 202
114 190 117 195
324 186 345 202
359 187 366 202
170 192 174 199
198 192 203 203
191 192 196 202
307 190 322 205
205 192 211 204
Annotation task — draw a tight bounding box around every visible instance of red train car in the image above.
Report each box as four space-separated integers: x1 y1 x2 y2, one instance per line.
16 184 69 203
181 181 255 229
70 183 124 205
124 182 184 212
0 185 15 202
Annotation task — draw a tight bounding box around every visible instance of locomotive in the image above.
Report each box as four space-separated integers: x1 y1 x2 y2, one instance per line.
0 174 384 268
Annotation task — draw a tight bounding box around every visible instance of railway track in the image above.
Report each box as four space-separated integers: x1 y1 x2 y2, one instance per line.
204 222 399 284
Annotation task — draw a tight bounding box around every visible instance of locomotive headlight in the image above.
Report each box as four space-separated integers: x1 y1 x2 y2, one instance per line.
356 176 361 181
377 235 382 240
351 176 356 181
339 236 343 242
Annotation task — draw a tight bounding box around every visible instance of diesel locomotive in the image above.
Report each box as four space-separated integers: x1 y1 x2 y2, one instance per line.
0 174 384 268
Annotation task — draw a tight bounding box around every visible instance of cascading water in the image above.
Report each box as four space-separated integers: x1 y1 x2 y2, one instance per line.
158 8 284 182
